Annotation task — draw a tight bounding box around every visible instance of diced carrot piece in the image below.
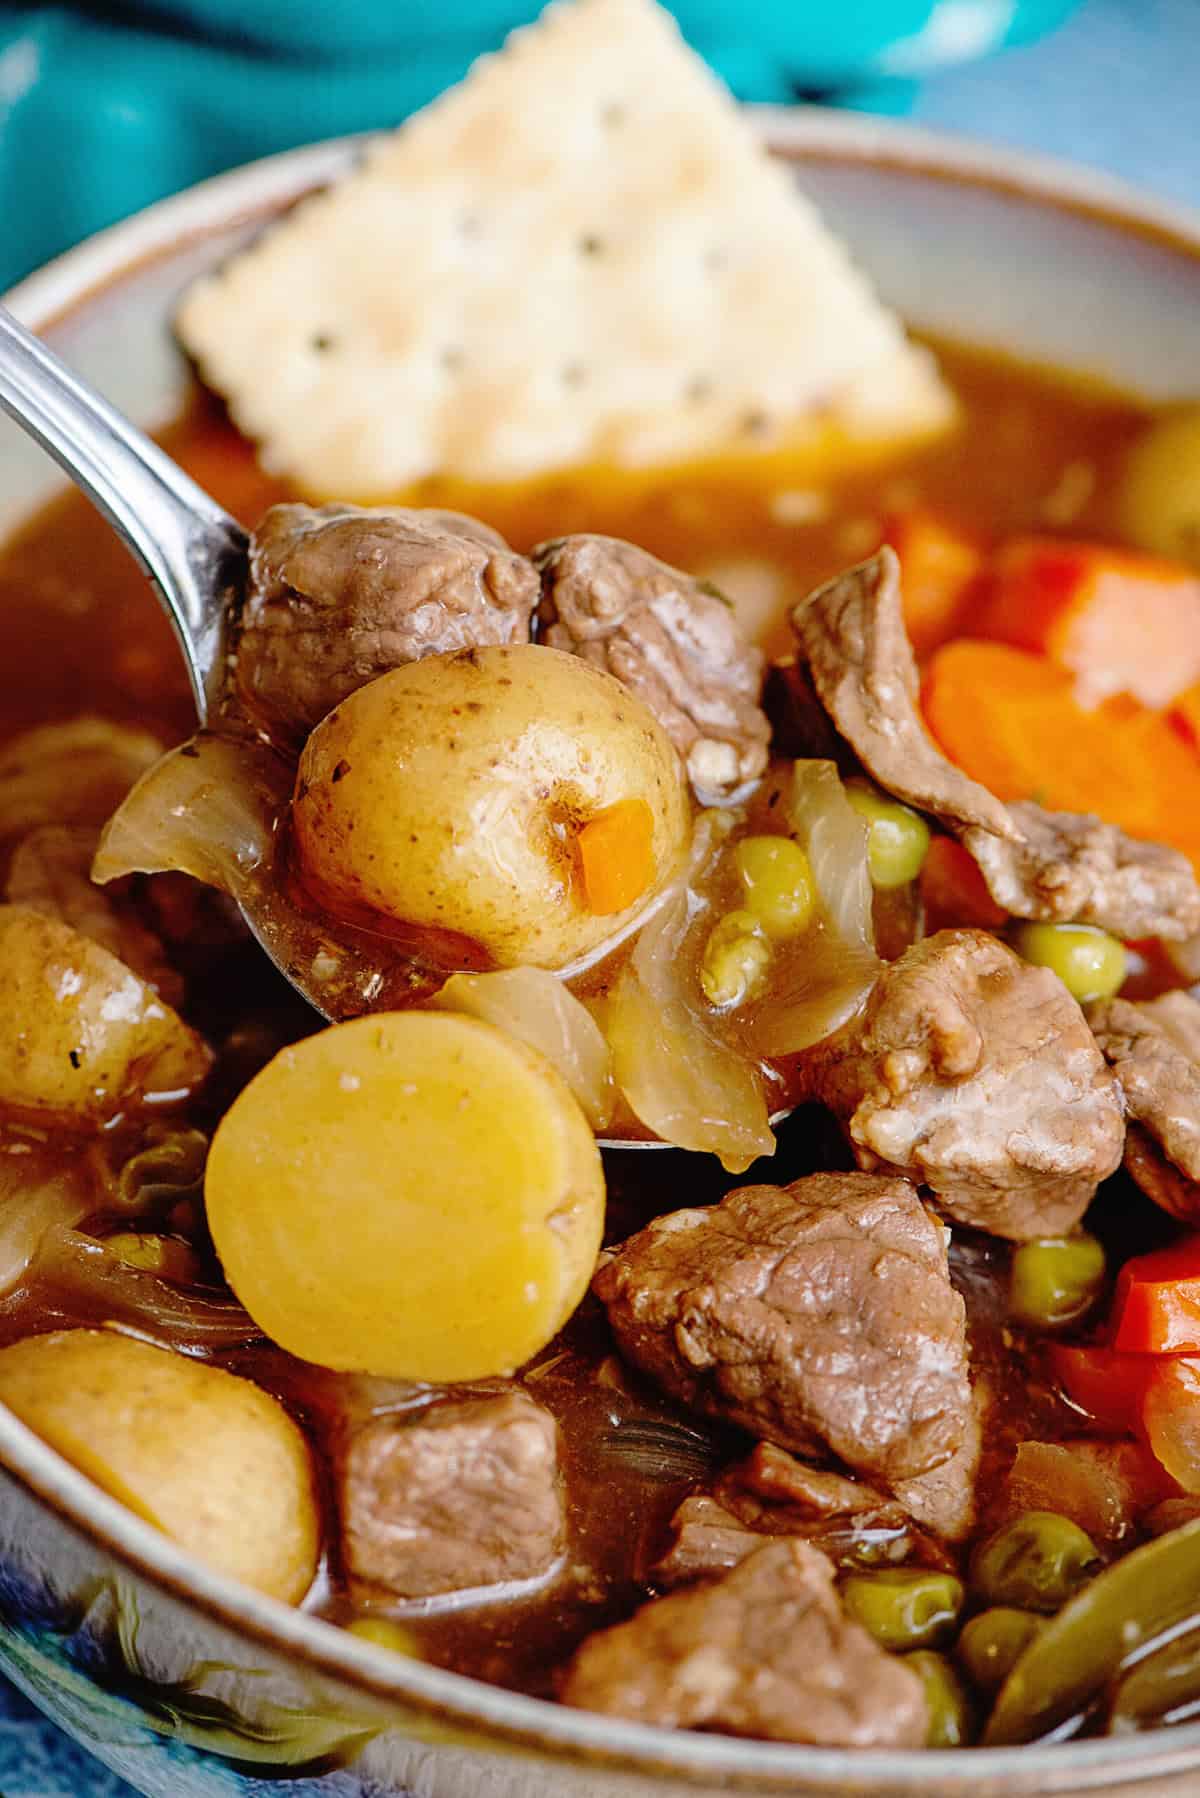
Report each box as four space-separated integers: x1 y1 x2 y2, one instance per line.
1113 1237 1200 1354
976 535 1200 708
883 510 985 658
1142 1358 1200 1493
922 640 1200 872
577 799 655 915
1171 681 1200 751
1049 1343 1158 1434
919 835 1008 931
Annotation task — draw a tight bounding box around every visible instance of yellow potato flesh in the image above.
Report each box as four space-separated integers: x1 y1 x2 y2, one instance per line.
291 644 689 970
205 1011 605 1380
1118 406 1200 564
0 905 211 1126
0 1329 319 1603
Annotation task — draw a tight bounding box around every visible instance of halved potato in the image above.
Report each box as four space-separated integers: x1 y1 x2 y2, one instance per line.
0 1329 319 1602
205 1010 606 1380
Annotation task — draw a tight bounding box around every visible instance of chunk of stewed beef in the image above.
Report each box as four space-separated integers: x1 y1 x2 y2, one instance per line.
561 1538 927 1747
595 1172 971 1492
652 1444 918 1588
964 802 1200 943
789 548 1015 839
338 1390 566 1601
237 503 539 743
795 930 1125 1240
788 551 1200 940
534 534 769 801
1088 991 1200 1222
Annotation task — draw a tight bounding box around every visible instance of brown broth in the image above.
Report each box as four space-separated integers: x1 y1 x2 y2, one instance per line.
0 341 1169 1705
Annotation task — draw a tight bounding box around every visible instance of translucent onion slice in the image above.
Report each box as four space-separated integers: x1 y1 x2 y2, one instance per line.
0 1139 94 1295
744 760 881 1057
92 734 285 902
31 1229 258 1349
608 816 775 1173
433 968 615 1130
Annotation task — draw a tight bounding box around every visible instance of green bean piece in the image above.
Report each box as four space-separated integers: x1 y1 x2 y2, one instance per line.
985 1519 1200 1745
733 835 816 939
971 1511 1101 1614
698 909 771 1010
957 1607 1045 1695
841 1567 964 1651
1008 1231 1106 1330
1012 921 1127 1003
845 781 932 890
1108 1624 1200 1733
907 1651 973 1748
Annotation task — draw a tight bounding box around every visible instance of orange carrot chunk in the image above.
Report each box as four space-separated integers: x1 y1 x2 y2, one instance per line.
1142 1358 1200 1493
578 799 655 915
976 535 1200 708
920 835 1008 931
1049 1343 1158 1435
1171 680 1200 751
1113 1237 1200 1354
922 639 1200 872
884 509 985 658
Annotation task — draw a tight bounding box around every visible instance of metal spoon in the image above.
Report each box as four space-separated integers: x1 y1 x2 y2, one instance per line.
0 307 696 1149
0 305 243 723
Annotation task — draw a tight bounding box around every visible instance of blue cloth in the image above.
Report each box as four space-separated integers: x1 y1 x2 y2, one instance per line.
0 0 1193 1789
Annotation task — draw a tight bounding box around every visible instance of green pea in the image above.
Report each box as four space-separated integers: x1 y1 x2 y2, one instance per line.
906 1650 973 1748
957 1606 1045 1694
1012 921 1127 1003
970 1512 1101 1614
698 909 771 1010
733 835 816 939
1107 1624 1200 1732
845 781 931 889
1008 1231 1106 1330
841 1567 964 1651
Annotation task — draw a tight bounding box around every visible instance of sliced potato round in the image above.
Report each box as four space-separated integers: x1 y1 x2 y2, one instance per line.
291 644 689 970
0 905 211 1127
0 1329 318 1603
205 1011 606 1380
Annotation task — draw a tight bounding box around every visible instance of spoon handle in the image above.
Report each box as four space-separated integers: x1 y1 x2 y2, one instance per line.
0 304 247 721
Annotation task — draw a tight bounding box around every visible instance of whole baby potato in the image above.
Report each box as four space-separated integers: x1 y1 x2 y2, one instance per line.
0 1329 319 1602
291 644 689 970
0 906 211 1126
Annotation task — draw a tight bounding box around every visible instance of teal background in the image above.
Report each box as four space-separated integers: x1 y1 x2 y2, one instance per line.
0 1 1078 292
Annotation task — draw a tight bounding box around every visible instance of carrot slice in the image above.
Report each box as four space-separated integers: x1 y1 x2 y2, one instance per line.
922 640 1200 871
577 799 655 915
1113 1237 1200 1354
976 536 1200 708
1049 1343 1157 1434
1172 681 1200 751
1142 1358 1200 1493
884 510 984 658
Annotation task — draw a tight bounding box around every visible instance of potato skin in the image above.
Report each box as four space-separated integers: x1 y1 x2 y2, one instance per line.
291 644 689 970
0 905 211 1127
0 1329 319 1603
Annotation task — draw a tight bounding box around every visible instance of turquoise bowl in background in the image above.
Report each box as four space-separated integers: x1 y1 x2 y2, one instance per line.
0 0 1078 290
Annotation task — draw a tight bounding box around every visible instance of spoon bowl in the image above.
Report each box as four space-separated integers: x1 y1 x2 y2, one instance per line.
0 304 700 1149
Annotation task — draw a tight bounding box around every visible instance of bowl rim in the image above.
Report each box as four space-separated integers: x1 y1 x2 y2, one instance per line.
5 106 1200 1792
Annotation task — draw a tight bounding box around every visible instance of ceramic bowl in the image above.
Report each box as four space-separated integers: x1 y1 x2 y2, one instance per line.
2 112 1200 1798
